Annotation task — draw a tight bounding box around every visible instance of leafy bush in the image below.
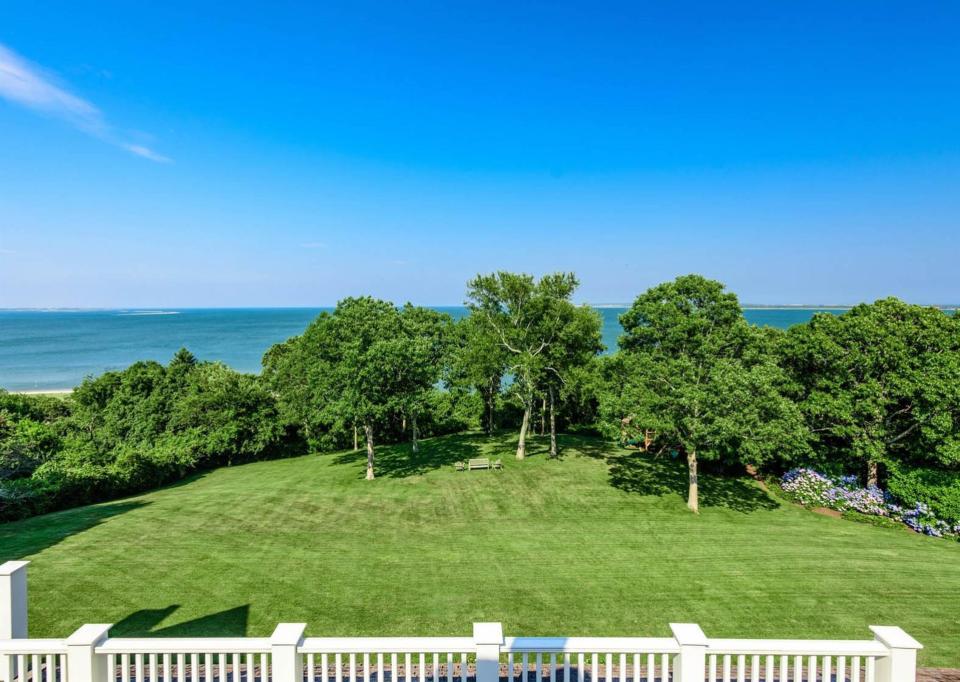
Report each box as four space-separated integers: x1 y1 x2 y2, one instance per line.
887 467 960 524
842 510 904 530
0 350 287 521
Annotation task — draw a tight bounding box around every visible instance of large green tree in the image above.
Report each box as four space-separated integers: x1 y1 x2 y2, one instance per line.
538 304 603 457
262 297 446 479
780 298 960 484
607 275 807 512
398 304 455 453
447 314 508 434
466 272 580 459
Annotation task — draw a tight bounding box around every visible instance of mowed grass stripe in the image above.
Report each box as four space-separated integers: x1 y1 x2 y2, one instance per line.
1 432 958 665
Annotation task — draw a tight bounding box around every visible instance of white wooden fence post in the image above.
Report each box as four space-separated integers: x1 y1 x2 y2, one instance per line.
272 623 307 682
0 561 28 640
66 624 112 682
0 561 29 682
473 623 503 682
870 626 922 682
670 624 707 682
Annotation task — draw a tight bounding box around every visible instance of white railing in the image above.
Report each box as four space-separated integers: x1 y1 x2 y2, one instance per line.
0 639 68 682
97 636 272 682
0 562 924 682
502 635 679 682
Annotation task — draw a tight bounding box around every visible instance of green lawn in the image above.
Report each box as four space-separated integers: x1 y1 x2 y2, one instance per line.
2 432 959 666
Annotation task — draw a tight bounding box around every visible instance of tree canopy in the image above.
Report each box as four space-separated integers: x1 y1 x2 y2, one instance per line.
262 297 453 479
466 272 600 458
605 274 807 512
779 298 960 483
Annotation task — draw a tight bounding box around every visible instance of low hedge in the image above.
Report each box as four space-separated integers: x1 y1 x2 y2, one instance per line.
887 467 960 524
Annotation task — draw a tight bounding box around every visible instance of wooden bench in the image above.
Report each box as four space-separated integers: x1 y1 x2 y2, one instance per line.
455 458 503 471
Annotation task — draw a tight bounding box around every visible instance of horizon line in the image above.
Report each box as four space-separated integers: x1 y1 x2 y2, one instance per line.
1 303 958 312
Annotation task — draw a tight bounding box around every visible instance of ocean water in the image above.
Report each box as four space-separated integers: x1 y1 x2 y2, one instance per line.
0 307 847 391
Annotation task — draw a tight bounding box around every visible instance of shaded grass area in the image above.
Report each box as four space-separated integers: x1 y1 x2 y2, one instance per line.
2 432 958 666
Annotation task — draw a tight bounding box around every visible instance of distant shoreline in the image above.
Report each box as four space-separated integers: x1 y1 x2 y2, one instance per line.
9 388 74 396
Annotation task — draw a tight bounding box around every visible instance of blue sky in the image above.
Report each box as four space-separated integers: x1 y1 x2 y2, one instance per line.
1 1 958 307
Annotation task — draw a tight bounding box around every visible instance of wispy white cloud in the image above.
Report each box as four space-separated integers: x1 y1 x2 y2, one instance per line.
124 143 171 163
0 43 170 163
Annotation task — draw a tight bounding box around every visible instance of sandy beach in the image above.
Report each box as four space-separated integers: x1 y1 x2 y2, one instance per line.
10 388 74 395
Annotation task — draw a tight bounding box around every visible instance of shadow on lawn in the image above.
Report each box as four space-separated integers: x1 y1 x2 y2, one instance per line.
606 451 778 513
334 431 502 478
0 499 149 561
112 605 250 637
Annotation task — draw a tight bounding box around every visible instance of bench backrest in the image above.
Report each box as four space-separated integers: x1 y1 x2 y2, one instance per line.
468 458 490 468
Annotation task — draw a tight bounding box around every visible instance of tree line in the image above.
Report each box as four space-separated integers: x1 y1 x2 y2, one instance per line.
2 272 959 521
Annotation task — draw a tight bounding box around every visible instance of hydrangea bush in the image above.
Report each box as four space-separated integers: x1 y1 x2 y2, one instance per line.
780 468 959 539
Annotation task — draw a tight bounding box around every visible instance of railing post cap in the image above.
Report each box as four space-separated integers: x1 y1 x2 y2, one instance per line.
473 622 504 645
869 626 923 650
66 624 112 646
271 623 307 646
0 561 29 576
670 623 708 647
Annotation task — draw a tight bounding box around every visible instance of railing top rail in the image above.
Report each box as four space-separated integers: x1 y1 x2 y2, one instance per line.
706 639 889 657
0 639 68 654
503 637 680 654
300 637 474 654
95 637 272 654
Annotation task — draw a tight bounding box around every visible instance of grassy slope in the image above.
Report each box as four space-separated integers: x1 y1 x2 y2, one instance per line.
2 432 958 666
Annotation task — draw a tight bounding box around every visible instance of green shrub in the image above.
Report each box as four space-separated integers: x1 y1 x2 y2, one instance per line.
887 467 960 524
0 351 289 522
842 510 905 530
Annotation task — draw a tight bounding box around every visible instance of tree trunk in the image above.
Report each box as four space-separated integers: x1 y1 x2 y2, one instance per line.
486 382 496 434
516 403 532 459
411 413 419 453
867 459 879 487
540 397 547 435
364 423 375 480
687 450 699 513
548 386 557 458
353 423 358 451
